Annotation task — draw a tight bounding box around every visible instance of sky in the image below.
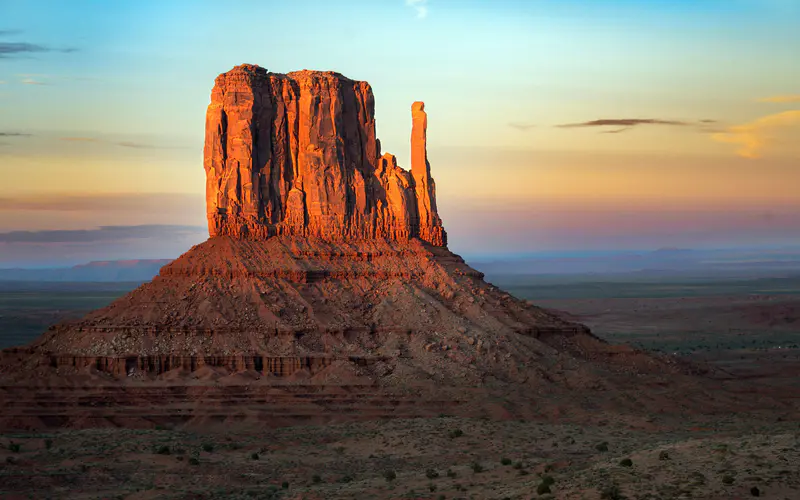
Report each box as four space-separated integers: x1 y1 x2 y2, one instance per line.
0 0 798 266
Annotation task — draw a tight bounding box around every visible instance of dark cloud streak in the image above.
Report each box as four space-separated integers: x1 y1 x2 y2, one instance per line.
0 132 31 137
557 118 690 129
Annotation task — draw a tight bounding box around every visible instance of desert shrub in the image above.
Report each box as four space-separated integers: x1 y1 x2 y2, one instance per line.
446 469 457 478
501 457 512 466
426 468 439 479
541 475 555 486
428 484 437 492
384 469 397 481
202 443 214 453
338 475 353 483
8 443 20 453
619 458 633 467
536 482 551 495
513 461 524 469
448 429 464 439
250 452 260 460
518 469 530 476
750 486 760 497
471 462 483 473
281 481 289 489
155 445 170 455
596 442 609 452
44 439 53 450
312 474 322 484
600 484 625 500
722 475 735 485
658 450 670 461
188 457 200 466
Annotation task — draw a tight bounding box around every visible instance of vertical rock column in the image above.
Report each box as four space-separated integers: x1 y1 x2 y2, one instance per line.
410 102 447 246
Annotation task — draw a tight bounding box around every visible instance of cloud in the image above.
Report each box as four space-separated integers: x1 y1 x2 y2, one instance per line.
758 95 800 104
712 110 800 159
557 118 690 129
0 225 205 244
0 32 77 59
0 192 204 213
0 132 31 137
0 80 6 84
508 122 536 131
59 136 163 149
406 0 429 18
600 127 632 134
21 78 48 85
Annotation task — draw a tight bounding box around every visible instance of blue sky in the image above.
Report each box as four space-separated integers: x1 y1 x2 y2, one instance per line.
0 0 798 265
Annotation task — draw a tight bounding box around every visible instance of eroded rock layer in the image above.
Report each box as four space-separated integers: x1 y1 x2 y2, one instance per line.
205 64 446 246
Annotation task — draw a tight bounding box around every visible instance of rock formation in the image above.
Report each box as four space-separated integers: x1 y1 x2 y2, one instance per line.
0 64 699 431
204 64 446 246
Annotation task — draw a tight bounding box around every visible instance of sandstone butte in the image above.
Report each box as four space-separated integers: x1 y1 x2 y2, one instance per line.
0 65 714 430
204 64 445 246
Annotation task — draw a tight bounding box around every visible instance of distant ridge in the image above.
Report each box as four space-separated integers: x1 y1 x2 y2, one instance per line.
0 259 172 282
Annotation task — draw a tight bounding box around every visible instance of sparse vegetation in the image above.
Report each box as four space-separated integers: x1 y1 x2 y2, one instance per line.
596 441 609 452
501 457 512 465
202 443 214 452
8 442 20 453
383 469 397 481
619 458 633 467
250 452 259 460
155 445 170 455
448 429 464 439
471 462 483 473
601 483 625 500
426 468 439 479
722 474 735 485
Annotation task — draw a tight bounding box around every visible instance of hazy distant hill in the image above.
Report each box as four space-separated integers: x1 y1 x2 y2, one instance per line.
0 259 172 282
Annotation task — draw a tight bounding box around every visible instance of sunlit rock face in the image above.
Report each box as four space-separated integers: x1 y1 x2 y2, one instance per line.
204 64 446 246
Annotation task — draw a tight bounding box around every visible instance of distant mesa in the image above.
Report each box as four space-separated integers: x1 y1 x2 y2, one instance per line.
205 64 446 246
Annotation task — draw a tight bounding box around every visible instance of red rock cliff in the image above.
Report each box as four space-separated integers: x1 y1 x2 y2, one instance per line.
204 64 446 246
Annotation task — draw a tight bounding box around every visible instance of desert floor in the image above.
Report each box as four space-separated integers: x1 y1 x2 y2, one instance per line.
1 274 799 499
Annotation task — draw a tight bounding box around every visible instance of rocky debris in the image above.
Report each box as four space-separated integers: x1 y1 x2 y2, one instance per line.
205 64 446 246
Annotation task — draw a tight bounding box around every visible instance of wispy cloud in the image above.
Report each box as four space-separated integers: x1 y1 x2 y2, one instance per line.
0 225 205 244
0 192 204 213
557 118 690 129
21 78 48 85
59 136 163 149
0 132 31 137
406 0 429 18
0 30 77 59
757 94 800 104
712 110 800 159
508 122 536 131
0 80 6 84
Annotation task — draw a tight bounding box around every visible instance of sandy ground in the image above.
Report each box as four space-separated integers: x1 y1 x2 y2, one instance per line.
1 415 798 499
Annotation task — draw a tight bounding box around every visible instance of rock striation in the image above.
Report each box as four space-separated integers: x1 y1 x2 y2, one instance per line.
204 64 446 246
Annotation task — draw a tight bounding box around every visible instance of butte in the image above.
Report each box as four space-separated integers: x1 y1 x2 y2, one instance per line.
0 65 723 429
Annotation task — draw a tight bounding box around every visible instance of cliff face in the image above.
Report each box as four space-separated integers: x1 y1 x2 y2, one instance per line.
204 64 446 246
